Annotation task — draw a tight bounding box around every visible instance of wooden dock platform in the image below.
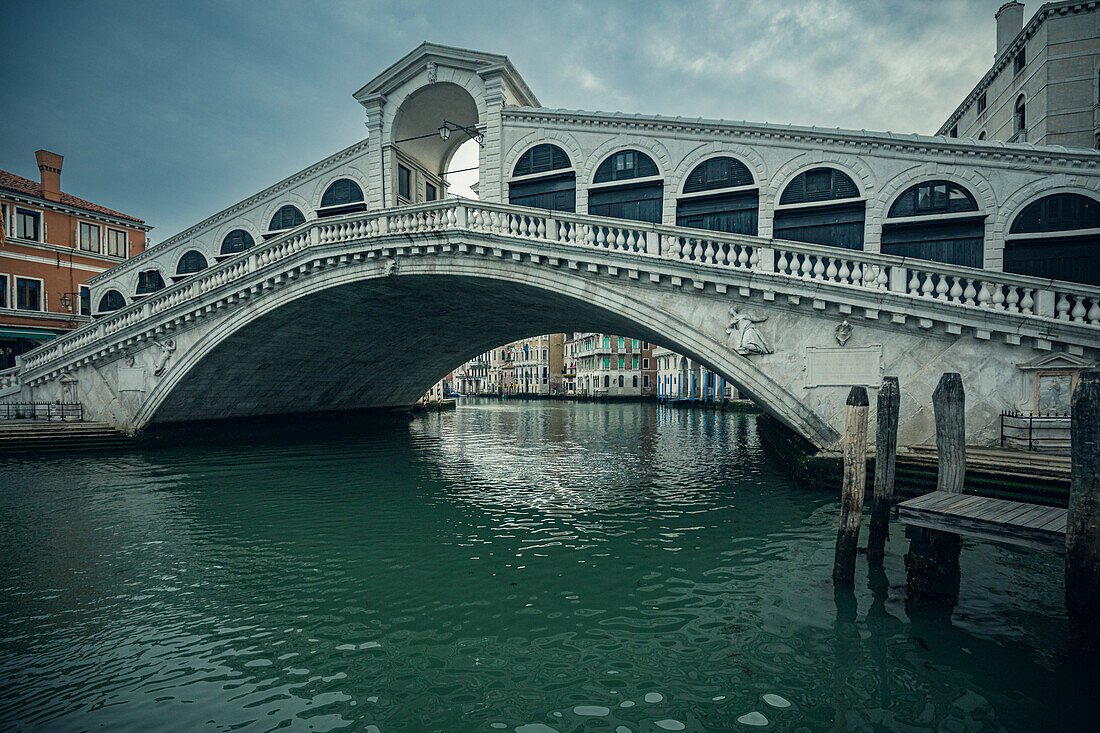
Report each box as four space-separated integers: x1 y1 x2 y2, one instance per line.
898 491 1068 553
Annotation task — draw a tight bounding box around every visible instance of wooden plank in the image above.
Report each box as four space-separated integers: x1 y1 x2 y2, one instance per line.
898 491 1067 553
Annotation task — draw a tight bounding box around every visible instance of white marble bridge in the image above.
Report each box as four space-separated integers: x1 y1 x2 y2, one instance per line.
2 198 1097 449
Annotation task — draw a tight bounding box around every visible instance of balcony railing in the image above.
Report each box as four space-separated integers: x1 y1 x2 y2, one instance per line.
15 198 1100 378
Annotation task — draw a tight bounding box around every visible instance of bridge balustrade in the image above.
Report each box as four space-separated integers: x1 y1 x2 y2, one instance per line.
12 199 1100 380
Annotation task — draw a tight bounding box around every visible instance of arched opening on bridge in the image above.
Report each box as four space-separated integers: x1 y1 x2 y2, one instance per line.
96 289 125 315
1005 192 1100 285
675 157 758 235
773 167 864 250
882 180 984 268
508 144 575 212
391 82 480 206
318 180 366 218
175 250 209 281
220 229 256 258
588 150 663 224
267 204 306 236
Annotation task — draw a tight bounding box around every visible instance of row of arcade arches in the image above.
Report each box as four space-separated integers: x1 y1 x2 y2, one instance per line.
506 143 1100 286
97 178 369 314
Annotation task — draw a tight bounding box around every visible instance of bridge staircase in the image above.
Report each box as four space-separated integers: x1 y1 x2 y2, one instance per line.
0 420 131 455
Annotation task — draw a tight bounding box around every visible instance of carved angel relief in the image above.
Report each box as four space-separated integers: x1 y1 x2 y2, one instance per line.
153 339 176 377
386 258 399 276
726 307 773 356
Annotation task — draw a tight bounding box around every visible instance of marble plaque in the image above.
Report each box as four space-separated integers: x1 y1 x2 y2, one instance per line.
805 346 882 388
118 368 146 392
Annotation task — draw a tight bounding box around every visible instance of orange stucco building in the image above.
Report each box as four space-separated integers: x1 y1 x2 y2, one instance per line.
1 150 150 368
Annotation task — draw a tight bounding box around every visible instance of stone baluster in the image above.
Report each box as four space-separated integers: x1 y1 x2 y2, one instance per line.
1088 298 1100 325
1072 296 1088 322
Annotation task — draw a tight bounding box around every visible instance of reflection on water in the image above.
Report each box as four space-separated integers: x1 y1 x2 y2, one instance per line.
0 399 1090 731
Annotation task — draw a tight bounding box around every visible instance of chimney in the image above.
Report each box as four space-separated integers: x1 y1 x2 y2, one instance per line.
35 149 63 202
996 2 1025 58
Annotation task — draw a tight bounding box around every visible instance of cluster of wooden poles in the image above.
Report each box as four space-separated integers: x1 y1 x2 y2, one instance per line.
831 369 1100 650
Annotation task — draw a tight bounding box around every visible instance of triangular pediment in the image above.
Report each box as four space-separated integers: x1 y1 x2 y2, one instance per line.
1016 351 1095 371
353 42 538 106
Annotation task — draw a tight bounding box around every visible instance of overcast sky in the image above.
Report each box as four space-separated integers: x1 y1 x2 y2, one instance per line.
1 1 1007 240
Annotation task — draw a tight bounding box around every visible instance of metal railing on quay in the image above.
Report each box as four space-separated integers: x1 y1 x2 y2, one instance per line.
1000 410 1070 452
0 402 84 421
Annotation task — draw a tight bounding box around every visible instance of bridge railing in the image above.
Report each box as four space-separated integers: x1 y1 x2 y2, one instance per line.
15 198 1100 377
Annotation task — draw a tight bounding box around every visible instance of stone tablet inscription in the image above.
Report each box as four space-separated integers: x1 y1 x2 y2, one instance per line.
118 368 146 393
805 346 882 388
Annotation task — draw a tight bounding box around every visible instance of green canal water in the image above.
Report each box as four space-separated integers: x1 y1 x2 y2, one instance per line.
0 400 1093 731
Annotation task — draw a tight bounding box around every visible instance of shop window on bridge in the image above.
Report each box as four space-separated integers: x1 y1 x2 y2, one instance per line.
268 205 305 235
1005 193 1100 285
135 269 166 296
176 249 209 277
509 144 575 213
318 178 366 217
676 156 758 235
773 167 864 250
589 150 662 224
97 289 126 313
220 229 255 256
881 180 984 268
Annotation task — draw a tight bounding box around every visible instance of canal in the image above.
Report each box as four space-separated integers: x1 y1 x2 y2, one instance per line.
0 400 1090 731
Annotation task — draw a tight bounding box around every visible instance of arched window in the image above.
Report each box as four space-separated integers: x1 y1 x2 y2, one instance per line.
978 131 986 140
1005 193 1100 284
97 289 125 313
604 375 610 388
589 150 662 223
1014 96 1026 136
882 180 984 267
676 156 758 235
220 229 255 256
269 205 305 232
633 375 639 388
774 167 865 250
509 144 576 212
318 178 365 217
135 269 165 295
176 249 208 275
618 375 624 388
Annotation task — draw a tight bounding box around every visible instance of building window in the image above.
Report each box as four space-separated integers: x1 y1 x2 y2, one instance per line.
644 375 650 388
106 228 127 257
269 205 305 232
1014 48 1025 76
1014 95 1026 135
618 356 625 369
590 149 663 223
618 375 625 388
0 274 8 308
79 222 100 252
15 277 42 311
604 375 610 388
398 166 411 200
949 125 958 138
775 167 865 250
220 229 255 255
643 358 649 369
136 269 166 295
16 209 40 240
97 289 125 313
604 336 610 348
1005 193 1100 286
978 131 986 140
633 375 638 388
633 356 639 369
618 337 624 349
977 92 987 115
425 183 437 202
79 285 90 316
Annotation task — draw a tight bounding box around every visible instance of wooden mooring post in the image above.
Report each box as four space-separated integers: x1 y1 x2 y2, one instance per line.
867 377 899 563
833 386 869 584
1066 370 1100 651
904 373 965 608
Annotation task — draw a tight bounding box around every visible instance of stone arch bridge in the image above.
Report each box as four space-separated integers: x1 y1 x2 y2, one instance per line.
2 200 1098 450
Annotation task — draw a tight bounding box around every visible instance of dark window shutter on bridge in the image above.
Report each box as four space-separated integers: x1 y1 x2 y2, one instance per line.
588 181 664 223
779 168 859 205
319 179 366 217
676 190 759 235
509 172 576 212
773 201 865 250
882 181 984 268
220 229 255 255
97 290 126 313
513 144 571 177
682 157 753 193
136 270 166 295
176 250 209 275
593 150 658 183
269 205 306 232
1005 193 1100 285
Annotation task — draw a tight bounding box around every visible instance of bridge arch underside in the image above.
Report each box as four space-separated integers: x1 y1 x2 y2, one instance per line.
143 271 839 447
